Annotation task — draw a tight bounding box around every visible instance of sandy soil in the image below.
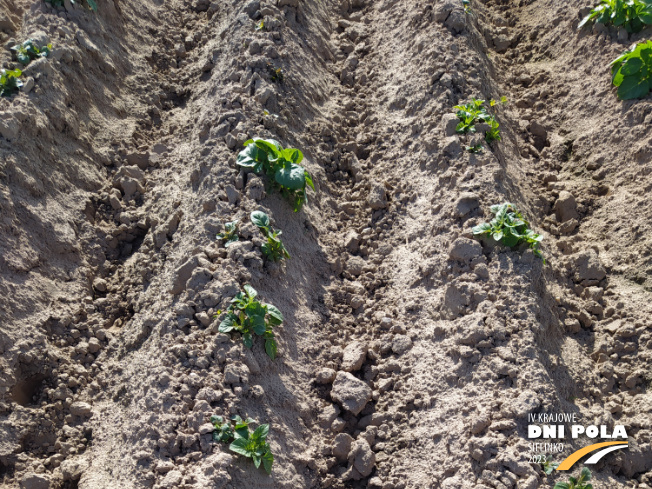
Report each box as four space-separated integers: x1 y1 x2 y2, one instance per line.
0 0 651 488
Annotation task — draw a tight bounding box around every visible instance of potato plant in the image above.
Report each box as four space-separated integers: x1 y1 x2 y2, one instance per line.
210 415 274 475
267 62 284 83
472 202 544 262
216 220 239 247
251 211 289 262
579 0 652 33
11 39 52 66
610 40 652 99
46 0 97 10
554 468 593 489
454 98 501 143
237 138 314 212
216 284 283 359
0 69 23 97
540 454 560 475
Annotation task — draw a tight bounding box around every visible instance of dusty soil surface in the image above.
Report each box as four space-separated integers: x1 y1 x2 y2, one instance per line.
1 0 651 488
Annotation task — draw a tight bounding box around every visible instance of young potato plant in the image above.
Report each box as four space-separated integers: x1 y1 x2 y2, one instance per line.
579 0 652 33
217 284 283 359
554 468 593 489
237 138 315 212
267 63 284 83
217 220 239 247
610 40 652 99
463 0 471 13
210 415 274 475
46 0 97 10
540 454 560 475
0 69 23 97
251 211 289 262
472 202 544 262
11 39 52 66
454 98 501 144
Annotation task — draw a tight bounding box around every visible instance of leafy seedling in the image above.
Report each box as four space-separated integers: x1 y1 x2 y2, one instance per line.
11 39 52 66
46 0 97 10
472 202 545 262
490 96 508 106
463 0 471 13
251 211 290 262
267 63 284 83
466 144 484 153
610 40 652 99
256 20 266 31
216 284 283 359
217 220 239 247
0 69 23 97
236 138 315 212
554 467 593 489
210 415 274 475
579 0 652 33
454 98 502 144
541 454 560 475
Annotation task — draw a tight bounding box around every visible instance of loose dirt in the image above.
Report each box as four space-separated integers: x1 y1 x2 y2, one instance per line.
1 0 651 488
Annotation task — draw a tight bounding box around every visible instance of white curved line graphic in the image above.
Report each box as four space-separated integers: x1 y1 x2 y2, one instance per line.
584 444 628 464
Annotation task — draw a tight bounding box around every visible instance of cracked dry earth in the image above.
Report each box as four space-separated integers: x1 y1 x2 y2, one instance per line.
1 0 652 488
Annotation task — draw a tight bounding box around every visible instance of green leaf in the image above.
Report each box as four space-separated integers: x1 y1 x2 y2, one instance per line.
262 450 274 474
580 467 591 481
621 56 644 75
253 424 269 440
237 144 268 169
304 170 315 191
229 438 251 457
281 148 303 164
265 304 283 324
252 454 261 468
250 211 270 229
86 0 97 10
242 333 253 349
617 73 650 99
275 163 306 190
472 222 491 235
219 316 236 333
265 338 277 360
553 484 570 489
244 284 258 299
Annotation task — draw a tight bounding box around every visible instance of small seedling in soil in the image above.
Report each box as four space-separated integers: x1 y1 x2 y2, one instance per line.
0 69 23 97
251 211 290 262
216 284 283 359
256 20 266 31
554 467 593 489
11 39 52 66
490 96 508 106
454 98 501 144
267 63 284 83
540 454 560 475
216 220 239 247
463 0 471 13
236 138 315 212
610 40 652 99
466 144 484 153
579 0 652 33
472 202 544 262
46 0 97 10
210 415 274 475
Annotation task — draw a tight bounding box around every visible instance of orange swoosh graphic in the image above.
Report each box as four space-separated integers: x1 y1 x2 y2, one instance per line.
557 441 628 471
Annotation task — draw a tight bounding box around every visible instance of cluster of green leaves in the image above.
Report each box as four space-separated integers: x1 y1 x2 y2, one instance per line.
472 202 544 262
237 138 314 212
256 20 266 31
217 220 239 247
0 69 23 97
540 454 560 475
45 0 97 11
463 0 471 13
11 39 52 66
216 284 283 359
465 144 483 153
251 211 289 262
554 468 593 489
610 40 652 99
210 415 274 475
267 63 284 83
579 0 652 33
454 98 501 144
